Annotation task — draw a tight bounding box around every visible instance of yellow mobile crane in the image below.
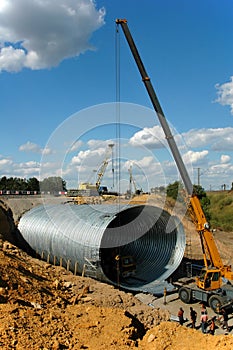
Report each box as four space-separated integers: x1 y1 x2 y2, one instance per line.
116 19 233 312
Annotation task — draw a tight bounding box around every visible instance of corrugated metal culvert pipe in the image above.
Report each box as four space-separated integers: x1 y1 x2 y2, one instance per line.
18 203 185 294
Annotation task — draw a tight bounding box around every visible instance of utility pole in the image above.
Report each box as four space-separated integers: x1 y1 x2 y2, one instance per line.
108 143 115 189
194 167 201 186
197 167 201 186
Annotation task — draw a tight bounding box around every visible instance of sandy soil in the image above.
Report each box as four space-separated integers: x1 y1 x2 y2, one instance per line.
0 239 169 349
0 194 233 350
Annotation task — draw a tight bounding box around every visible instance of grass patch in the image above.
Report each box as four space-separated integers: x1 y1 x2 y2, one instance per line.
208 191 233 231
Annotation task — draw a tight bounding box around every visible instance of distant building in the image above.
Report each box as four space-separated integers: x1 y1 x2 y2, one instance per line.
78 182 97 191
67 183 99 197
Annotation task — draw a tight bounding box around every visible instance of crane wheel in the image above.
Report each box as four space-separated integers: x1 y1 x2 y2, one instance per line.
208 295 224 313
178 287 192 304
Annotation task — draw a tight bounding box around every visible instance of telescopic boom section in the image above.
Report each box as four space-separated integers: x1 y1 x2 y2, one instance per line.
116 19 193 196
116 19 233 280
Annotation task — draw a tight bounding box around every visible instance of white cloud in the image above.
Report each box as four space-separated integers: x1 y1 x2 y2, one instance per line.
0 0 9 12
183 127 233 151
68 140 83 153
87 139 115 150
0 0 105 72
123 157 156 175
215 76 233 115
130 125 233 153
183 150 208 165
15 161 40 176
19 141 53 154
71 140 116 167
220 155 231 164
42 147 53 155
0 158 13 167
0 46 26 72
209 162 233 176
211 138 233 152
129 125 166 148
0 158 40 178
19 141 41 153
135 156 154 169
129 124 233 161
71 147 105 166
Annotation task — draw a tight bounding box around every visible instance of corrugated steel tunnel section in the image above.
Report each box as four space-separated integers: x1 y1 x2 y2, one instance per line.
18 204 185 294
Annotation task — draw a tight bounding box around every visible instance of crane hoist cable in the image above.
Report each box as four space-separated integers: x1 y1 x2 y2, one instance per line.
115 22 121 203
115 22 123 247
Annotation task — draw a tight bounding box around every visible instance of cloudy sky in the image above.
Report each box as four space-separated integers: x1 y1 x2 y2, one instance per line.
1 0 233 193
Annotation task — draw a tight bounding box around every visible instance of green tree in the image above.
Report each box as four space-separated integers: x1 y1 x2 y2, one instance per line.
14 177 28 191
166 182 211 221
166 181 184 202
192 184 211 221
0 176 34 191
40 177 67 194
0 176 7 190
19 178 28 191
27 177 40 191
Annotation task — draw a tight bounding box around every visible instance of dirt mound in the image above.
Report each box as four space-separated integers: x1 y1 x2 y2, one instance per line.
140 321 233 350
0 240 170 349
0 241 233 349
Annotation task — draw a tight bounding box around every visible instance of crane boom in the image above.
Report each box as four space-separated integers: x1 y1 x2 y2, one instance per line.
128 165 137 194
116 19 193 195
96 157 109 191
116 18 233 282
96 149 110 192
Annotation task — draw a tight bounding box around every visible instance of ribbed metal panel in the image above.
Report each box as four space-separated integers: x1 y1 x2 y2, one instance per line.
18 203 185 294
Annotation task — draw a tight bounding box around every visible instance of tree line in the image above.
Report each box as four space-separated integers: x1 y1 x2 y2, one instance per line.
0 176 67 193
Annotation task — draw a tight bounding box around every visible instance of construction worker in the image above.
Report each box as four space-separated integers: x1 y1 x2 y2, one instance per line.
200 303 207 315
209 317 216 335
163 287 167 305
190 307 197 328
178 307 184 325
200 311 208 333
221 308 230 332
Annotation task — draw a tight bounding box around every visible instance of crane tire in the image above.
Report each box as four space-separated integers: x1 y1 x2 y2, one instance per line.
179 287 192 304
208 295 224 313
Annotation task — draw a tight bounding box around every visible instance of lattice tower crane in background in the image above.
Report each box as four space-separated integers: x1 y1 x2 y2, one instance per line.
95 145 112 194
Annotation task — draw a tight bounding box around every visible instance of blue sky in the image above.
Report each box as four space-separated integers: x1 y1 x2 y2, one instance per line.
1 0 233 193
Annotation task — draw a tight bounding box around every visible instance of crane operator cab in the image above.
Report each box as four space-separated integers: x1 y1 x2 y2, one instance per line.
196 268 221 291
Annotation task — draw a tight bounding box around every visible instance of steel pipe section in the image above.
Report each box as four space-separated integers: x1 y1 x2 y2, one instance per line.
18 204 185 294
